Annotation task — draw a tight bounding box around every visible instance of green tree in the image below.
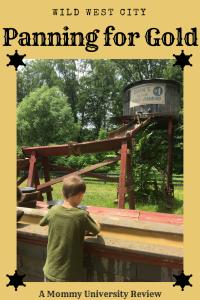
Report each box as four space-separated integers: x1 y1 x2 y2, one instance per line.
54 59 79 122
17 85 79 147
17 59 58 104
77 59 120 140
111 59 170 85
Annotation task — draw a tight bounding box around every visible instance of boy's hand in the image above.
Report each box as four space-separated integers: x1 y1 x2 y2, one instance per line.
95 220 101 232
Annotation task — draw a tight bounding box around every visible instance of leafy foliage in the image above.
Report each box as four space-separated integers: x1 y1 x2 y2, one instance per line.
131 124 166 203
17 85 79 147
111 59 170 84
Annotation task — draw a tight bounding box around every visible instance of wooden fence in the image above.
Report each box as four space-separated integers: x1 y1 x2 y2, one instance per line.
147 175 183 187
18 170 183 187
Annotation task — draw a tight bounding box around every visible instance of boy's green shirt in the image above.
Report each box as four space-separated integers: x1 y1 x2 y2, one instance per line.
39 205 100 282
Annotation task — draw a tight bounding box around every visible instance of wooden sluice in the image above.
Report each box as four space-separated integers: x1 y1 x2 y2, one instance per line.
17 203 183 282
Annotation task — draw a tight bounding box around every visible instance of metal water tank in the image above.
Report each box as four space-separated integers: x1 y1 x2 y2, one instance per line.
124 78 180 120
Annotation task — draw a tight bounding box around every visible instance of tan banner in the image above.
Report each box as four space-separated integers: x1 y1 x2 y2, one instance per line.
130 84 166 107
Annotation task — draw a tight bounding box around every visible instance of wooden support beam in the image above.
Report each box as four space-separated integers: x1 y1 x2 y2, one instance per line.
27 151 36 187
166 118 173 190
37 155 121 190
17 168 29 171
48 164 119 183
146 158 167 179
34 166 44 201
118 140 128 209
17 173 28 186
33 166 40 188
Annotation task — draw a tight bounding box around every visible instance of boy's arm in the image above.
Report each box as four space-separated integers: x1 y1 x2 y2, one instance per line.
95 220 101 232
39 212 49 226
85 214 101 235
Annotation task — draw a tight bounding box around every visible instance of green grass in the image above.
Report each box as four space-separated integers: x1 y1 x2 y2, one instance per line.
19 179 183 215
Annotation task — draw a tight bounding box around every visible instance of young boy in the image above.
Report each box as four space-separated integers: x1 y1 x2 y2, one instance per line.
39 175 101 282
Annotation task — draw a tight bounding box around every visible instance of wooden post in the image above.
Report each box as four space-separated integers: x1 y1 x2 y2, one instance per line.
27 151 36 187
118 140 128 209
42 158 52 201
126 149 135 210
170 128 174 181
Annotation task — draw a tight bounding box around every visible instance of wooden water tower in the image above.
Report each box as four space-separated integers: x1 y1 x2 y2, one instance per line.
111 78 181 208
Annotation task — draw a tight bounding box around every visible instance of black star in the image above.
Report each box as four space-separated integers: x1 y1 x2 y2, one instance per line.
6 270 26 291
173 50 192 70
7 50 26 71
173 270 192 291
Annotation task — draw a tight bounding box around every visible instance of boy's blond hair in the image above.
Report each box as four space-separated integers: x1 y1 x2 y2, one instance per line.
62 175 86 199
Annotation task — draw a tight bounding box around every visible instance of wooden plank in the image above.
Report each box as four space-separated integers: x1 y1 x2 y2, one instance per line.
27 151 36 187
139 211 183 226
87 206 139 220
84 244 183 270
126 152 135 210
108 118 136 138
17 159 30 169
35 201 183 226
128 117 151 137
37 155 121 190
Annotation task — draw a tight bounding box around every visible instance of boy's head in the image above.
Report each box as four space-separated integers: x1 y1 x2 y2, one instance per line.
62 176 86 206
